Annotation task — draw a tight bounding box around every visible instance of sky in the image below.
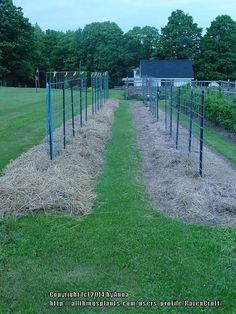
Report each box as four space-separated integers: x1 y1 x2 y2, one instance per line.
13 0 236 33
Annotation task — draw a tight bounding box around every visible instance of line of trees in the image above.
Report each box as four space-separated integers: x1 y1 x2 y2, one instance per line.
0 0 236 87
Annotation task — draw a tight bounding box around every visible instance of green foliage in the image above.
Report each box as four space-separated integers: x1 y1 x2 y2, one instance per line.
0 3 236 86
0 0 35 85
196 15 236 80
81 22 126 86
43 29 64 70
205 91 236 132
156 10 202 61
124 26 159 60
122 26 159 77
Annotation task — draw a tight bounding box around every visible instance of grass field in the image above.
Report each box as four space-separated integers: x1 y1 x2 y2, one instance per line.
0 88 46 172
1 97 236 313
1 88 236 312
0 87 93 173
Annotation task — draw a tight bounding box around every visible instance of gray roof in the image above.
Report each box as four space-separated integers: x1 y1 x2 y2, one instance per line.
140 59 194 78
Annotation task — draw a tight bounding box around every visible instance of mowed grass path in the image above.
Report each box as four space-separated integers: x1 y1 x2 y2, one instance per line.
1 100 236 313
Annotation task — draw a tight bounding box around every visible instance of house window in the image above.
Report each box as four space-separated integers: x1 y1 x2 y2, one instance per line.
161 80 174 87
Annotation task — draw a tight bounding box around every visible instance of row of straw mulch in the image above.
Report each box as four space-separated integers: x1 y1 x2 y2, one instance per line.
0 99 119 217
132 102 236 226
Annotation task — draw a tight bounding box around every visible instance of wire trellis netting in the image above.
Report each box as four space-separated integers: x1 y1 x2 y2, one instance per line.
142 79 205 176
192 80 236 100
91 72 109 114
45 71 109 160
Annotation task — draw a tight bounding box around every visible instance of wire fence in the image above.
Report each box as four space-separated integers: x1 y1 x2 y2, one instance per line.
125 78 236 102
46 71 109 160
192 80 236 100
91 72 109 114
142 79 205 176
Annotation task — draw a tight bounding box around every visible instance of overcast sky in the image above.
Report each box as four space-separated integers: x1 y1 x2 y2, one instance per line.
13 0 236 33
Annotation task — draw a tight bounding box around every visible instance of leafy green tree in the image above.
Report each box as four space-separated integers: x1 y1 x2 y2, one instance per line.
156 10 202 61
43 29 65 70
81 21 126 85
50 31 76 71
64 29 84 70
123 26 159 75
0 47 9 78
196 15 236 80
31 24 48 86
125 26 159 60
0 0 35 85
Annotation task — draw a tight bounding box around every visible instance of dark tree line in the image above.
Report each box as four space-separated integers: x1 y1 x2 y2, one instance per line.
0 0 236 87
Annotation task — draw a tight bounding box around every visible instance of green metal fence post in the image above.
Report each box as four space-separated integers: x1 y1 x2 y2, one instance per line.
46 83 54 160
156 83 159 121
63 81 66 149
170 85 173 137
85 77 88 121
100 73 102 108
165 83 167 129
188 89 193 152
199 90 205 176
80 78 83 127
71 80 75 136
101 74 103 107
176 87 181 149
96 74 98 112
92 74 94 114
94 74 96 112
107 72 109 99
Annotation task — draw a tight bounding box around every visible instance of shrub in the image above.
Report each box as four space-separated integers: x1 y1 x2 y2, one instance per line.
205 92 236 132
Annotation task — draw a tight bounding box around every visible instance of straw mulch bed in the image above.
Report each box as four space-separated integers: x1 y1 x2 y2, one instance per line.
132 102 236 226
0 99 119 218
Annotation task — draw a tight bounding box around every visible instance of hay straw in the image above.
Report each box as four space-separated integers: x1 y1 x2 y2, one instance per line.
132 102 236 226
0 99 119 218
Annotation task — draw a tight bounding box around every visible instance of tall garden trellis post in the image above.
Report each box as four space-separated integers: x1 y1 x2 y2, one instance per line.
46 83 54 160
199 90 205 176
70 80 75 136
188 89 193 153
170 85 173 137
176 87 181 149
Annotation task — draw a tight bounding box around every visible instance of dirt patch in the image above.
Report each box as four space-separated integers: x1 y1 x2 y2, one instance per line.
132 102 236 226
0 99 119 218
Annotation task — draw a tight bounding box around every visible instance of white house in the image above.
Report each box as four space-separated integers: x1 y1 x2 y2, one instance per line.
131 59 194 87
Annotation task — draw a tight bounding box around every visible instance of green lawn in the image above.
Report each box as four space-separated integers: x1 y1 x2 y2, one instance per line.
204 127 236 164
0 100 236 313
0 87 46 172
0 87 94 173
